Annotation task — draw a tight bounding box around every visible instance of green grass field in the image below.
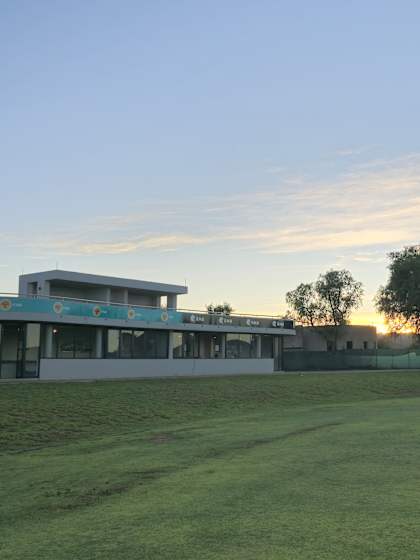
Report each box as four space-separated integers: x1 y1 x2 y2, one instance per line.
2 371 420 559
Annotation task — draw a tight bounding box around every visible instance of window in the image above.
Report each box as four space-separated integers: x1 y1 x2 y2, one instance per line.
327 341 334 352
363 341 369 350
261 335 274 358
346 341 353 350
107 329 119 358
173 332 184 358
238 334 252 358
173 332 198 358
106 328 168 359
120 330 133 358
52 325 95 358
197 333 225 358
250 334 260 358
226 334 240 358
226 334 257 358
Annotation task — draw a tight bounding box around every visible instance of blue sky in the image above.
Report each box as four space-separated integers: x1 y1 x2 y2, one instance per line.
2 1 420 327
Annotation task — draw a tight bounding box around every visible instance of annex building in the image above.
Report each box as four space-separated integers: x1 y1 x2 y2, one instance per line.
0 270 295 380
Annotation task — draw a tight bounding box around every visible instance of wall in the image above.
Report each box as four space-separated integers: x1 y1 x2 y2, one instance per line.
284 325 377 351
39 358 275 380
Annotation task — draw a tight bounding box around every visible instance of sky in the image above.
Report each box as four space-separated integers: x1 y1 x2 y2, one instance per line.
1 1 420 331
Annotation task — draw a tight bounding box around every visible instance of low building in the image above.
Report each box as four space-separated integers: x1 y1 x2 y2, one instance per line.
284 325 377 352
0 270 295 380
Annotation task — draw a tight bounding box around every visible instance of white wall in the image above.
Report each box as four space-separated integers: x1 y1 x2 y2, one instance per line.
39 358 275 380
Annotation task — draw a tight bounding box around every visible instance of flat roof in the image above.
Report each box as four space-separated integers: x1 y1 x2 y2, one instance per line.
19 270 188 295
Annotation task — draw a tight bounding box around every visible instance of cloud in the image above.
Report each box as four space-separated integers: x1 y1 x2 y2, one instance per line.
13 152 420 258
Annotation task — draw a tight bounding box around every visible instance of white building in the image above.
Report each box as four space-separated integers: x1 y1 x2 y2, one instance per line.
0 270 295 380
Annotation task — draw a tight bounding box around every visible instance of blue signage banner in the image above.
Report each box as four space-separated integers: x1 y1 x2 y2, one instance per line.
0 297 183 324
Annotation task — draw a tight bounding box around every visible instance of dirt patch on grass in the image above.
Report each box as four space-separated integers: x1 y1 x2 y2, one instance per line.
148 432 176 444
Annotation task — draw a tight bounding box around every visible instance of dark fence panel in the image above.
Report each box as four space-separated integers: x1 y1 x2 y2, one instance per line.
283 349 420 371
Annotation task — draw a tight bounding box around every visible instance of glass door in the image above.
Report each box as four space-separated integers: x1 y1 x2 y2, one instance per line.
0 324 24 379
0 323 40 379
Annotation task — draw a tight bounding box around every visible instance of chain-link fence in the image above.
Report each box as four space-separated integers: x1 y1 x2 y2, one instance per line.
283 349 420 371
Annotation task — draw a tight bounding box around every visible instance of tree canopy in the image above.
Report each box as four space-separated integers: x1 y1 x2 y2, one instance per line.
206 302 233 315
286 269 363 328
376 245 420 334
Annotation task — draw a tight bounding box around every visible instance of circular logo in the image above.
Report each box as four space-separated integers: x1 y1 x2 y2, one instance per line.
127 308 136 320
92 306 102 317
0 299 12 311
161 311 169 322
53 302 64 314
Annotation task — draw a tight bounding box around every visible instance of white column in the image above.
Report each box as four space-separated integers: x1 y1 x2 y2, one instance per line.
95 328 103 358
167 294 177 309
45 325 53 358
220 334 226 358
168 331 174 359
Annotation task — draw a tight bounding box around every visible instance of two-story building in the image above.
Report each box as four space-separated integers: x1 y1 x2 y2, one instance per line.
0 270 295 380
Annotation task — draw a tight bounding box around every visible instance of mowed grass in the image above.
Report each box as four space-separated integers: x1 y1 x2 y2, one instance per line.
2 372 420 559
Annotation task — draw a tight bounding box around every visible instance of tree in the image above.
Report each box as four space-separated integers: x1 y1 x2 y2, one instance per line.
376 245 420 334
286 269 363 349
206 302 233 315
284 282 325 326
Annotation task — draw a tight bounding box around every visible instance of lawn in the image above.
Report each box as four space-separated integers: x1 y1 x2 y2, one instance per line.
1 371 420 559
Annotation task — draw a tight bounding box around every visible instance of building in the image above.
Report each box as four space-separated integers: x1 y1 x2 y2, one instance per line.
0 270 295 380
284 325 377 352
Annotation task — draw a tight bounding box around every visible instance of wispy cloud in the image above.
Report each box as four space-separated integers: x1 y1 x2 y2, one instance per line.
13 152 420 257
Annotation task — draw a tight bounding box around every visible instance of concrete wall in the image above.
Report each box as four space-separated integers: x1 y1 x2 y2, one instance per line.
284 325 377 351
39 358 275 380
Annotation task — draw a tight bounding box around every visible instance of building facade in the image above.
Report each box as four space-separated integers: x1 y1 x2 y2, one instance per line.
284 325 377 352
0 270 295 380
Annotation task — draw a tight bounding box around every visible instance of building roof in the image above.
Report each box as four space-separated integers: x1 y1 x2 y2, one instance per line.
19 269 188 295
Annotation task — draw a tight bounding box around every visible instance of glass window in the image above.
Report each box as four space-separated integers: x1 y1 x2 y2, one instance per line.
74 328 94 358
199 333 212 358
154 331 168 359
363 341 369 350
250 334 259 358
173 332 183 358
133 330 145 358
107 329 120 358
120 330 133 358
212 333 225 359
346 341 353 350
184 332 198 358
56 327 75 358
238 334 252 358
261 335 273 358
53 325 96 359
172 332 198 358
24 323 41 377
226 334 240 358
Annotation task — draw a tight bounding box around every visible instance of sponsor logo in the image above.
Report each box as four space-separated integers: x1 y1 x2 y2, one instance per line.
127 308 136 320
272 320 284 328
161 311 169 322
218 316 233 325
0 299 12 311
246 318 260 327
92 306 102 317
190 314 205 323
53 302 64 314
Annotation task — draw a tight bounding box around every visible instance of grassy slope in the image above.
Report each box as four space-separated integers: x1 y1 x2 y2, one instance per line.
1 372 420 559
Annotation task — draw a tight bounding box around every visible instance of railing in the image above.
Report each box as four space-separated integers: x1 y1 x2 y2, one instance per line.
0 291 290 321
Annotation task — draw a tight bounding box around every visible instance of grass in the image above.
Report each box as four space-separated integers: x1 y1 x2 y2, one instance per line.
2 371 420 559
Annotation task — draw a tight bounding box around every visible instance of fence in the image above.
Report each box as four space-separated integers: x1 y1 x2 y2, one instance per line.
283 349 420 371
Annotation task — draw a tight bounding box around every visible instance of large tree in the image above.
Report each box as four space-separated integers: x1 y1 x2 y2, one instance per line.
286 269 363 349
376 245 420 334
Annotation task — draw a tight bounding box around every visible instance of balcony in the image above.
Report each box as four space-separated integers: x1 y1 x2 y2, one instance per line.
0 294 294 332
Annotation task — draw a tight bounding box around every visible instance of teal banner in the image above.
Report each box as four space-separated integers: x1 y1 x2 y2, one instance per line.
0 297 183 324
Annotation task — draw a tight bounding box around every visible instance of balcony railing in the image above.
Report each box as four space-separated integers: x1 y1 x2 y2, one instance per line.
0 292 294 331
